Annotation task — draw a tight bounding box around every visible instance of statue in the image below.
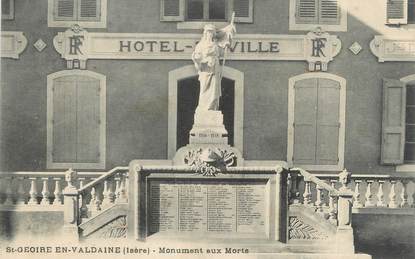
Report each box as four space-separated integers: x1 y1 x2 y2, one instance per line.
192 13 236 111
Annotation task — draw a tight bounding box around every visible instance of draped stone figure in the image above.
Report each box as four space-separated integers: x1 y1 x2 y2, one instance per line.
191 19 236 111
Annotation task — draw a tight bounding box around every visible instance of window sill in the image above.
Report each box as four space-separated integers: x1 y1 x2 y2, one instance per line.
177 21 228 30
47 162 105 170
396 164 415 173
289 23 347 32
386 23 415 30
290 164 344 172
47 20 107 28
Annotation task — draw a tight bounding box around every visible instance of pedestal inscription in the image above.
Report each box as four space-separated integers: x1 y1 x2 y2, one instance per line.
148 179 267 236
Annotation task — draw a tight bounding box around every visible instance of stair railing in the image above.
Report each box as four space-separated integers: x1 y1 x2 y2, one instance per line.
288 168 355 253
62 166 129 241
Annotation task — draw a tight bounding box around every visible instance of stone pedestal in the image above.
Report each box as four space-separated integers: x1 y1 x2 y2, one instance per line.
190 110 228 144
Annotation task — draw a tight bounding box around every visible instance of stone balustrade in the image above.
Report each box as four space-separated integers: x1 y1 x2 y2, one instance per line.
291 172 415 210
0 167 128 210
289 168 345 226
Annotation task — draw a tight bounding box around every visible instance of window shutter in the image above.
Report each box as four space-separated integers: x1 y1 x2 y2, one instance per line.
296 0 318 24
381 78 406 165
161 0 184 21
76 77 100 163
293 78 318 165
52 77 78 163
386 0 408 25
319 0 340 25
1 0 13 19
55 0 76 20
232 0 253 23
315 78 340 165
79 0 100 21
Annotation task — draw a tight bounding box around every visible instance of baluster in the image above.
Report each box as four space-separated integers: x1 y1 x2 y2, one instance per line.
40 177 51 205
289 172 300 204
89 186 101 211
315 185 324 213
79 178 88 218
16 177 27 205
353 180 363 208
53 178 63 205
400 180 409 208
114 177 121 203
376 180 386 207
364 180 376 207
328 193 337 224
4 177 14 205
118 174 128 203
303 179 312 206
102 178 115 206
388 180 398 208
28 177 39 205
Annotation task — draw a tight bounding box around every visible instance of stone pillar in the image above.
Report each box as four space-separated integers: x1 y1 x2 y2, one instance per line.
336 169 355 254
127 161 143 240
62 168 79 242
274 165 288 243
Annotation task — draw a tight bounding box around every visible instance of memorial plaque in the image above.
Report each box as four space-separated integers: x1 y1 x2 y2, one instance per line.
178 184 207 232
236 183 266 233
148 179 268 237
207 184 236 232
149 181 178 233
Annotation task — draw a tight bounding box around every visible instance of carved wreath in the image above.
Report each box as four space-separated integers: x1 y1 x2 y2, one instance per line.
184 148 236 176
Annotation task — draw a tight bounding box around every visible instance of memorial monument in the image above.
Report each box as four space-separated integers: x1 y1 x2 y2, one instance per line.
189 15 236 146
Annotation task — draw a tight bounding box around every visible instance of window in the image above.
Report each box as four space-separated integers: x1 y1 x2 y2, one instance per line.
1 0 14 20
383 76 415 171
287 73 346 171
48 0 107 28
289 0 347 31
47 70 106 169
161 0 253 23
386 0 415 24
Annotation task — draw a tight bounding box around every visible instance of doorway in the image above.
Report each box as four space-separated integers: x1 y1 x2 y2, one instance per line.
176 76 235 149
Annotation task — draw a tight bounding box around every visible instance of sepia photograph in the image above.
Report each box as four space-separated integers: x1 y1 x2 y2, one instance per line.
0 0 414 258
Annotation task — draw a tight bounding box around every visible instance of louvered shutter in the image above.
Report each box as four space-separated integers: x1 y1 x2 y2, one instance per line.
76 77 100 163
381 78 406 164
386 0 408 25
315 78 340 165
293 78 318 165
296 0 318 24
52 76 78 163
161 0 185 21
405 84 415 163
55 0 76 21
233 0 253 23
2 0 13 19
79 0 100 21
319 0 340 25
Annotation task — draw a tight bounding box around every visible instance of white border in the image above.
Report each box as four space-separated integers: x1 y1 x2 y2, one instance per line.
47 0 107 28
287 72 346 171
289 0 348 32
167 65 244 159
47 70 106 169
396 74 415 172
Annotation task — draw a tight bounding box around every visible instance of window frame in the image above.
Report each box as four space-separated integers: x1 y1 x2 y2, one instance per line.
289 0 348 32
47 70 106 170
160 0 253 29
1 0 14 20
47 0 107 28
287 72 346 171
396 74 415 172
385 0 415 29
